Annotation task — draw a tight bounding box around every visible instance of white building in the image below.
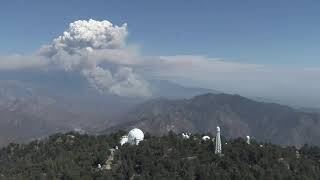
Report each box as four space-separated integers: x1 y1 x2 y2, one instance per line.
120 135 128 146
246 136 251 145
202 136 211 141
182 133 190 139
120 128 144 146
127 128 144 145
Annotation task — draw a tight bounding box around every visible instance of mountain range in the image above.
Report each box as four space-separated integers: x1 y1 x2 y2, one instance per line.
106 93 320 146
0 78 216 146
1 75 320 147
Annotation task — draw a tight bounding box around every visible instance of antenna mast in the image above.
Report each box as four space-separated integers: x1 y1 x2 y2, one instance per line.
215 126 222 155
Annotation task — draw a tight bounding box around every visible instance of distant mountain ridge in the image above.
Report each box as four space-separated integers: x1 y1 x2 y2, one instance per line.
149 80 220 99
105 93 320 146
0 79 217 146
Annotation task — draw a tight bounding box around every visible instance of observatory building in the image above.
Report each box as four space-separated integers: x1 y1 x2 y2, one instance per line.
202 136 210 141
182 133 190 139
120 128 144 146
120 135 128 146
128 128 144 145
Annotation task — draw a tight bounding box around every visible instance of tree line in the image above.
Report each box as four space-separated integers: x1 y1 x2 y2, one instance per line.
0 131 320 180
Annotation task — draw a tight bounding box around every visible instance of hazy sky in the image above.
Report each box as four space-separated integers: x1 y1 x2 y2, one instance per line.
0 0 319 107
1 0 319 67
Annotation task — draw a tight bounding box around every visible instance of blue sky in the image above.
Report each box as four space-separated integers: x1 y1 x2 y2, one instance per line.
1 0 319 68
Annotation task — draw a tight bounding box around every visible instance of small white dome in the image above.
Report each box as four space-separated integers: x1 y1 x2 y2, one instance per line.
202 136 210 141
128 128 144 145
182 133 190 139
120 135 128 146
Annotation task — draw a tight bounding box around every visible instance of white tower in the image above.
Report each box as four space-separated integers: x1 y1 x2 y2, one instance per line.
246 136 250 144
215 126 222 155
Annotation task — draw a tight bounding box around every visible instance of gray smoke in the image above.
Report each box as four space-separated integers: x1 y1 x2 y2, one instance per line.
38 19 151 97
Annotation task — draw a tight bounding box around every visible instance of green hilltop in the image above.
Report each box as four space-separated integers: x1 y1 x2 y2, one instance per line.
0 131 320 180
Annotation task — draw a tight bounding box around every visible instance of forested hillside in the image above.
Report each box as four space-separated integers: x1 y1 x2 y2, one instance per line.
1 131 320 179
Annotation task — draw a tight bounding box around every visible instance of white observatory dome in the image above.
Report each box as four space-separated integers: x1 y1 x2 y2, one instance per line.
128 128 144 145
182 133 190 139
202 136 210 141
120 135 128 146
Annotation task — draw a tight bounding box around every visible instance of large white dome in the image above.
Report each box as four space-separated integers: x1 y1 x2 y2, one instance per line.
127 128 144 145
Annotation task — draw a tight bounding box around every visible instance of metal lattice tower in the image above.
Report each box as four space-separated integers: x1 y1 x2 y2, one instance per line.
215 126 222 155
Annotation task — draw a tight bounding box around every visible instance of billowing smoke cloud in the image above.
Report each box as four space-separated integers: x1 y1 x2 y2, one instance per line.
38 19 151 97
39 19 128 56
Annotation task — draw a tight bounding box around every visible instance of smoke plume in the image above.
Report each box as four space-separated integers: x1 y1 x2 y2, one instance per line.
38 19 151 97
